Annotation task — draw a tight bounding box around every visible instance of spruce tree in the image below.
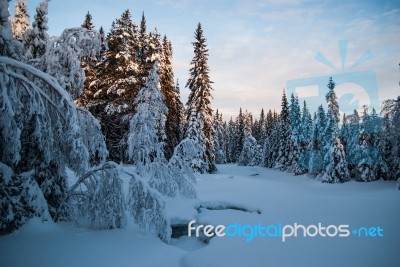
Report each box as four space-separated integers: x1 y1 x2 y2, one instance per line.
233 108 245 162
81 11 94 30
213 110 227 164
160 36 180 159
309 105 327 175
82 9 140 161
274 90 292 171
138 12 149 85
289 93 302 174
226 117 237 163
298 101 313 172
184 23 216 173
321 137 350 183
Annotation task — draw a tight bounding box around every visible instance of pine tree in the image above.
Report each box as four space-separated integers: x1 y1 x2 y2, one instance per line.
138 12 149 85
289 93 302 174
23 0 49 59
258 108 267 143
381 96 400 180
12 0 30 41
355 107 381 182
343 110 361 177
233 108 245 162
226 117 237 163
86 10 140 161
81 11 94 30
160 36 180 159
263 123 280 168
309 105 327 175
274 90 292 171
213 110 227 164
175 79 185 141
184 23 216 173
321 137 350 183
238 111 262 166
298 101 313 172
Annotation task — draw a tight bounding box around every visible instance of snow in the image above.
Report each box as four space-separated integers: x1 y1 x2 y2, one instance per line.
1 164 399 267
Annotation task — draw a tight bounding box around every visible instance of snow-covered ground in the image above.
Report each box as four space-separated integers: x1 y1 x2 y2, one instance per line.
1 164 399 267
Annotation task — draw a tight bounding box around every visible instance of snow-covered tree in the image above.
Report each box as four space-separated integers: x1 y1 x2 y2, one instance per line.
1 162 51 233
342 110 361 177
239 133 262 166
263 123 280 168
68 162 126 229
213 109 227 164
309 105 327 176
226 117 237 163
77 108 108 165
160 36 181 159
23 0 49 59
320 137 350 183
184 23 216 173
326 77 340 123
354 107 381 182
298 101 313 172
12 0 30 41
380 96 400 180
0 0 19 58
138 12 149 84
127 169 171 243
168 143 197 198
253 108 267 144
274 90 293 171
127 62 167 175
0 55 90 228
40 27 101 98
289 93 302 174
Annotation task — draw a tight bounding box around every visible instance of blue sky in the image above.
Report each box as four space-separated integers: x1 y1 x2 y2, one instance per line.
10 0 400 119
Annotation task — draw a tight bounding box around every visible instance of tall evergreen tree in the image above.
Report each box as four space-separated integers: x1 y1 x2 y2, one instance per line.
226 117 237 163
184 23 216 173
298 101 313 172
12 0 30 41
274 90 292 170
138 12 149 85
290 93 302 174
309 105 327 175
233 108 245 162
160 36 180 159
213 110 227 164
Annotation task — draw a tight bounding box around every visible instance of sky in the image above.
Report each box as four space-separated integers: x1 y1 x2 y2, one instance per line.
9 0 400 120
